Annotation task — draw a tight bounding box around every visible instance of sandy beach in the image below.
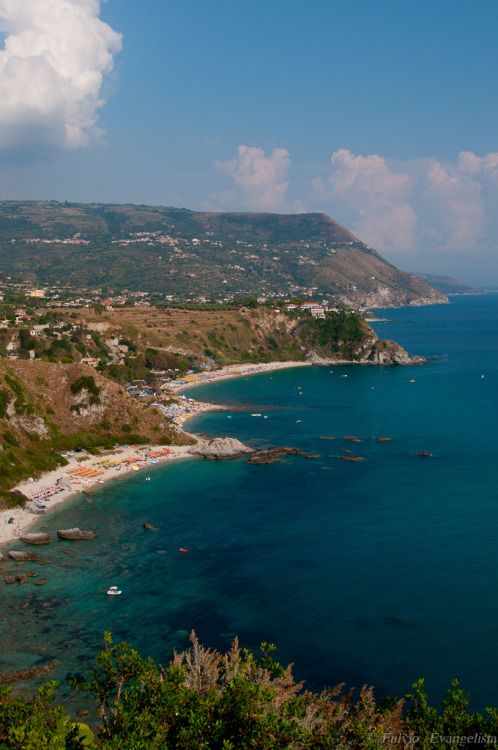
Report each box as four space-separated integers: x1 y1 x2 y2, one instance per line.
0 360 309 549
168 360 312 394
0 444 195 548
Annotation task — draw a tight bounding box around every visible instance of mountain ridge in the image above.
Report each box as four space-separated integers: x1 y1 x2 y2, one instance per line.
0 201 448 308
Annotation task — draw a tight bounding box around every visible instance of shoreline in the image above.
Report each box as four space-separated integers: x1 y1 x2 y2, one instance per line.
167 360 312 394
0 360 311 548
0 444 196 548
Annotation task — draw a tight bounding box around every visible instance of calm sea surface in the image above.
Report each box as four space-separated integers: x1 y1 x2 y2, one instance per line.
1 293 498 711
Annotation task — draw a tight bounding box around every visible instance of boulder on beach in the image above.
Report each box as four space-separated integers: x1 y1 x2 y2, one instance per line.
20 533 53 545
188 437 252 460
56 476 72 487
57 528 99 540
25 502 46 515
8 550 38 561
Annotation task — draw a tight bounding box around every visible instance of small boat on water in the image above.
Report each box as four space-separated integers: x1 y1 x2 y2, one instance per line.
107 586 122 596
251 413 262 417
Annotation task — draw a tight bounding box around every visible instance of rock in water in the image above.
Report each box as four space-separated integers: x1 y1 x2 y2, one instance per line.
188 437 252 460
57 528 98 540
8 550 38 561
20 533 53 545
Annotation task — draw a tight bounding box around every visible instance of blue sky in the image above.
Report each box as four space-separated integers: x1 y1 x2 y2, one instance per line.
0 0 497 285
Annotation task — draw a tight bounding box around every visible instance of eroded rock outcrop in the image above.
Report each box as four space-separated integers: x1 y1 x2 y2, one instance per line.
362 340 428 366
188 437 252 460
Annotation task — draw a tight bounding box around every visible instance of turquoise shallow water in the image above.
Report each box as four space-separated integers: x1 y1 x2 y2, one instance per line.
1 293 498 711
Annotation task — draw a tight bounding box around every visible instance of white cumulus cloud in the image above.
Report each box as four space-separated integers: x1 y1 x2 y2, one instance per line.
0 0 122 155
212 145 291 211
423 158 486 251
312 149 418 252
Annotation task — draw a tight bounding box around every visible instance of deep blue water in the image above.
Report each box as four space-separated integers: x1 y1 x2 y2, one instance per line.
1 293 498 711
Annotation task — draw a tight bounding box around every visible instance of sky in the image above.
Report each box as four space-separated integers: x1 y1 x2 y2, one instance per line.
0 0 497 286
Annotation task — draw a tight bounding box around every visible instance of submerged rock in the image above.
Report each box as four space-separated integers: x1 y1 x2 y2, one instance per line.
57 528 98 540
20 533 53 545
247 446 319 464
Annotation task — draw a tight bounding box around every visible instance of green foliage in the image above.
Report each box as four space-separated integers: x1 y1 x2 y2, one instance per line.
3 430 20 447
67 633 406 750
300 311 370 359
3 635 498 749
0 387 9 418
0 681 87 749
405 679 498 749
70 376 101 397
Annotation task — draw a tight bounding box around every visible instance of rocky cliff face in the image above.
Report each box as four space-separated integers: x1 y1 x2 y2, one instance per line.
337 281 448 310
361 340 428 365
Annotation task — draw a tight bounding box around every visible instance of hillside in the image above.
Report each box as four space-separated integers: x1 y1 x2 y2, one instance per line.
0 201 447 308
0 304 425 492
412 272 484 295
0 360 192 496
0 304 421 375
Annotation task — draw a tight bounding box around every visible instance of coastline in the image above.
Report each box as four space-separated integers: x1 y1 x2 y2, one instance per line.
0 360 311 548
167 360 312 394
0 444 195 548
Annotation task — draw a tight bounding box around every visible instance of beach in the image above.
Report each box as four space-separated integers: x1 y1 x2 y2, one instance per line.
0 444 195 548
0 360 310 548
168 360 312 393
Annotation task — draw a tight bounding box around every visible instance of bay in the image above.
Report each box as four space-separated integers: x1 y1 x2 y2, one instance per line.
1 293 498 711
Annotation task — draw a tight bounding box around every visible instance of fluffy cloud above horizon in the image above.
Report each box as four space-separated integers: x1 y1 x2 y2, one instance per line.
211 145 291 212
214 145 498 265
0 0 122 157
312 150 418 253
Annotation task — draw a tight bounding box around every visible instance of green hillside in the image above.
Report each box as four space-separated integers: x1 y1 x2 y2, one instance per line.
0 201 447 307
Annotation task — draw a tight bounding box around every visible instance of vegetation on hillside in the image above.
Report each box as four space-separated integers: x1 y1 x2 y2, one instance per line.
1 633 497 749
0 360 188 495
0 303 377 378
0 200 446 305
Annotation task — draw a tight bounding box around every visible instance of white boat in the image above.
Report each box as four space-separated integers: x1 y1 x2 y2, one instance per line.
107 586 122 596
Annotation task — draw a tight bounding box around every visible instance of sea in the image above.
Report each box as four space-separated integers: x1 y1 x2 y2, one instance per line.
1 293 498 712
